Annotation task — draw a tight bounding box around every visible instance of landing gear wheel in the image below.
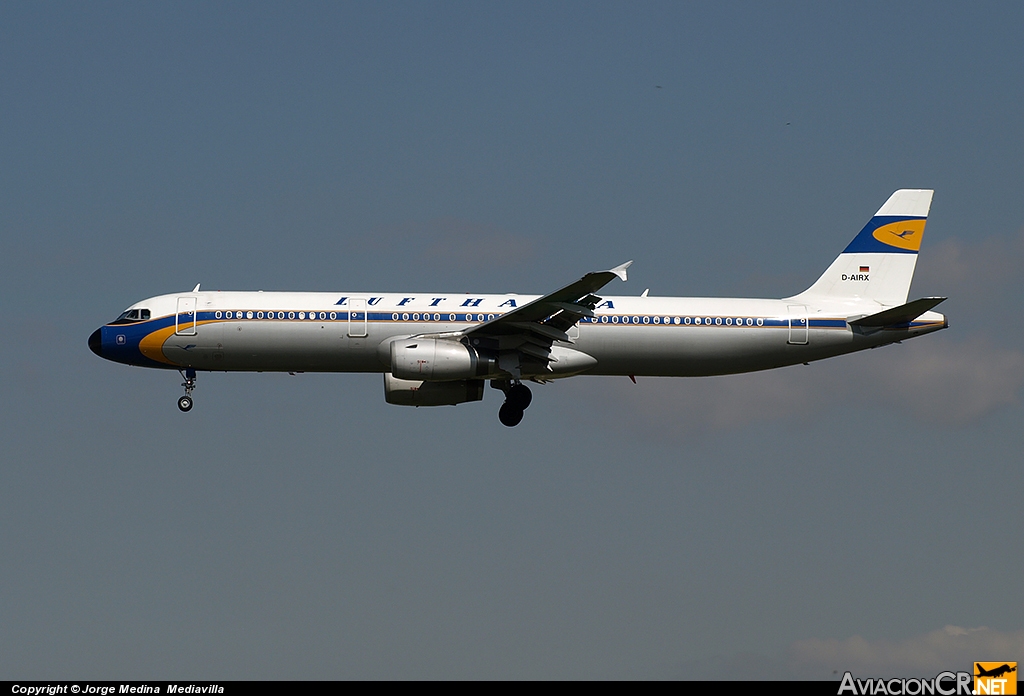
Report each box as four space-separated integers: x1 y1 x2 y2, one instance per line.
507 383 533 410
498 402 524 427
177 368 197 413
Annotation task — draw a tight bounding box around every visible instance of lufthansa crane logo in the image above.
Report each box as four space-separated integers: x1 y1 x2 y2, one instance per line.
871 219 926 251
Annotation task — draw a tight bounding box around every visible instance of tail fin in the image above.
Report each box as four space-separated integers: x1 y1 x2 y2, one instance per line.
790 189 933 307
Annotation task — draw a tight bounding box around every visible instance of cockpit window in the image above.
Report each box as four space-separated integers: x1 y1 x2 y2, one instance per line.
111 308 151 324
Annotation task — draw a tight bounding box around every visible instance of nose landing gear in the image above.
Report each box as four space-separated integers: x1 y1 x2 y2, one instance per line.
494 380 532 427
178 368 196 412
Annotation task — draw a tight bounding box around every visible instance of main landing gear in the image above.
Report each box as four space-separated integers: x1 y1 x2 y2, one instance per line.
494 380 532 427
177 368 196 412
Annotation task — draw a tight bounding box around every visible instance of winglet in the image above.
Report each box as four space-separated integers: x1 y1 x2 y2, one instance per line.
609 261 632 282
192 283 201 292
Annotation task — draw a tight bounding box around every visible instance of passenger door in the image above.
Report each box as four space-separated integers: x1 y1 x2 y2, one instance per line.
787 304 808 345
176 296 197 336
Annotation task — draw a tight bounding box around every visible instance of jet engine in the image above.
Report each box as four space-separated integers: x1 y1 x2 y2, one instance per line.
389 337 498 381
383 374 484 406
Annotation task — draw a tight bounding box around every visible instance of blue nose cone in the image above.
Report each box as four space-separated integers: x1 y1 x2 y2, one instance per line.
88 328 103 357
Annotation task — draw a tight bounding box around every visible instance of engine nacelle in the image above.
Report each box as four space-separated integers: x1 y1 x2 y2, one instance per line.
390 337 497 381
383 374 484 407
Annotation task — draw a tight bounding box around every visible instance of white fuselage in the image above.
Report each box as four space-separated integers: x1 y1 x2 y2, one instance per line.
99 290 947 378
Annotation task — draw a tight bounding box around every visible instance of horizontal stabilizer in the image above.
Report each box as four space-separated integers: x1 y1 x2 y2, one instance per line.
849 297 946 327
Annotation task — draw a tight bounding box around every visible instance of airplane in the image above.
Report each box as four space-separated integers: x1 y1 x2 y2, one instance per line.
975 664 1017 679
88 189 947 427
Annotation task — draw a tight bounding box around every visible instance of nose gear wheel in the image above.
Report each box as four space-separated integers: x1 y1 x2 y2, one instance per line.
177 368 197 413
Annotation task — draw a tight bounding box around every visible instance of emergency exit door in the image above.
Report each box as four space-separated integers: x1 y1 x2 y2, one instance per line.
348 298 367 337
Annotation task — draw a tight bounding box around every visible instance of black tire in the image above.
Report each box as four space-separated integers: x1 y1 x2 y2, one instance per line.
177 395 193 412
498 402 524 427
507 383 533 410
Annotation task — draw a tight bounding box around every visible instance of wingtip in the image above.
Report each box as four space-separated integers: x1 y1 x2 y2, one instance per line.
610 260 633 282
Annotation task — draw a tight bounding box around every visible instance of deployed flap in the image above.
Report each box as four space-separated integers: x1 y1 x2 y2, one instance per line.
849 297 946 327
461 262 630 375
466 261 631 338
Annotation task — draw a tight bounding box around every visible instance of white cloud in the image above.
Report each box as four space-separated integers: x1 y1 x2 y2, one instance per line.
574 336 1024 437
789 625 1024 679
887 339 1024 423
913 232 1024 303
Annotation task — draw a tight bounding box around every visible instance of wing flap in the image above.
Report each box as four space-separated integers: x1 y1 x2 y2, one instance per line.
464 262 630 374
507 321 570 343
547 301 595 318
470 262 631 333
518 343 553 361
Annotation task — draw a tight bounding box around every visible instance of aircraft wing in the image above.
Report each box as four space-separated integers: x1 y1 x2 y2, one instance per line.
461 261 631 377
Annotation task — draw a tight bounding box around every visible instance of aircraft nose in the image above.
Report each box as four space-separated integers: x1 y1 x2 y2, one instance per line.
88 328 103 357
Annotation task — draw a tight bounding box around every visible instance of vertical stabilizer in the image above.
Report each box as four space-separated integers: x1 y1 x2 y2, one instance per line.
790 189 933 307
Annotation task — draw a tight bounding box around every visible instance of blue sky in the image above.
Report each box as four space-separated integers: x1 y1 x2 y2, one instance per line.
2 2 1023 679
